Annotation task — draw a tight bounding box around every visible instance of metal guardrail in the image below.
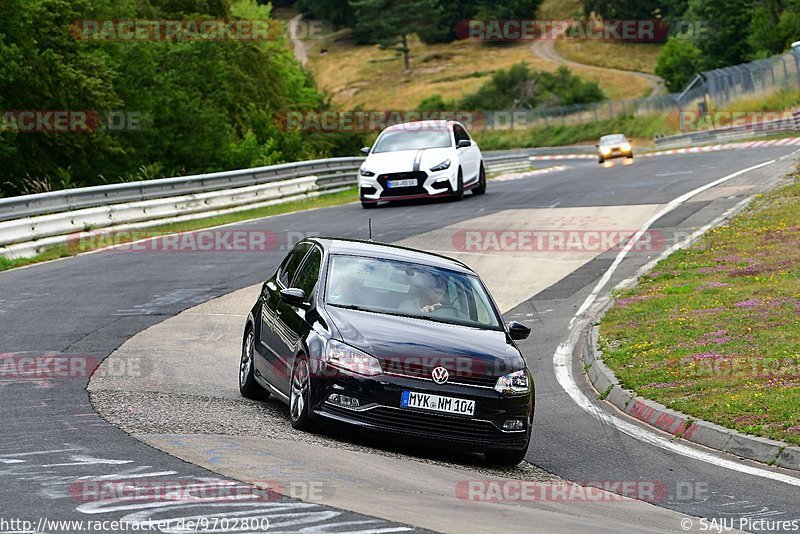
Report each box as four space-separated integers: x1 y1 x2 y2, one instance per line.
0 150 540 259
654 110 800 149
0 157 365 222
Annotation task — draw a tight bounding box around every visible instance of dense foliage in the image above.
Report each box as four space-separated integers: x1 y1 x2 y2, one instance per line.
0 0 362 197
458 64 604 110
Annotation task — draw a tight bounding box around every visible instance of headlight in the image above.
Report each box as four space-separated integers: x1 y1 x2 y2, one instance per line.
620 142 631 152
429 159 451 172
600 147 612 155
360 167 375 177
494 369 530 394
324 339 382 376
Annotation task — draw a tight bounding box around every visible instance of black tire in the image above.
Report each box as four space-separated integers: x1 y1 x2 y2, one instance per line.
472 164 486 195
485 446 528 467
453 169 465 201
239 328 268 400
289 355 317 431
598 158 604 164
361 201 377 209
626 153 634 160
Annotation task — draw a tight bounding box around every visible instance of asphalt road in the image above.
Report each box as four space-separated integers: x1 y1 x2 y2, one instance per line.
1 146 799 532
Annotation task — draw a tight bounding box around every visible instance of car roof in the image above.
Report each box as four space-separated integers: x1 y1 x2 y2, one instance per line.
600 133 627 141
310 237 474 274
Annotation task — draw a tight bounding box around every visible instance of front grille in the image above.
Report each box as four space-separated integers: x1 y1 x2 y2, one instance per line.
383 360 499 388
377 171 428 197
324 405 523 443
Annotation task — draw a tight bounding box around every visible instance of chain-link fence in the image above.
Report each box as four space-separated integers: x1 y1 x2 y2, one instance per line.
483 50 800 131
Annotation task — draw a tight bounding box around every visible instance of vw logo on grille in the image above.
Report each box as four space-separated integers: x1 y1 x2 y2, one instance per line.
431 366 449 384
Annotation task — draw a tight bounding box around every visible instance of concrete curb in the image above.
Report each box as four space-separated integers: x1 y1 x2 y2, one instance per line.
583 323 800 471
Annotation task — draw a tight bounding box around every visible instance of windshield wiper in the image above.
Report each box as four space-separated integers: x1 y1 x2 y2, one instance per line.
327 303 371 312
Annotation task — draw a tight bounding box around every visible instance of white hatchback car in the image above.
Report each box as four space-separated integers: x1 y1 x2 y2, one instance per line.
358 120 485 208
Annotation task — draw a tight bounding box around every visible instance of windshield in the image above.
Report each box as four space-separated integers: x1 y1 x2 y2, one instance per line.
326 255 502 329
600 134 627 146
372 130 452 153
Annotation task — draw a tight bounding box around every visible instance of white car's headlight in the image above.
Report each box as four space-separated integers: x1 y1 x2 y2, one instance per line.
494 370 530 394
600 146 612 155
620 142 631 152
324 339 382 376
429 159 451 172
360 167 375 177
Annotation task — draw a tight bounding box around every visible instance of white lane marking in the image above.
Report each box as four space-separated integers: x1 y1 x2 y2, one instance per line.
554 155 800 486
76 470 178 481
655 170 693 177
571 159 775 325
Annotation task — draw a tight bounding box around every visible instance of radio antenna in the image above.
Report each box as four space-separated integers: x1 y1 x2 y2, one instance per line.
368 219 373 241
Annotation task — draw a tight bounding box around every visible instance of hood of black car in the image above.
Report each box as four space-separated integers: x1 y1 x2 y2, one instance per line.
326 306 525 379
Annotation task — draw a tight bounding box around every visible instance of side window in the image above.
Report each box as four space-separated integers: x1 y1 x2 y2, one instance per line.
293 247 323 296
453 125 470 143
278 243 311 287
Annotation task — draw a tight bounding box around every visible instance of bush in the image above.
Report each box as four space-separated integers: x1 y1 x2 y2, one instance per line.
459 63 604 110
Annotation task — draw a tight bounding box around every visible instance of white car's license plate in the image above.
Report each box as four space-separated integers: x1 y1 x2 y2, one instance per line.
387 178 416 189
401 390 475 416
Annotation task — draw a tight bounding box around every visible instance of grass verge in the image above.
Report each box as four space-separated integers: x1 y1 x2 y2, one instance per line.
599 172 800 445
0 187 359 273
472 112 674 150
553 41 662 75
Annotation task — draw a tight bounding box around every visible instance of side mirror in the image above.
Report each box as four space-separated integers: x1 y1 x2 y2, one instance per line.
360 146 371 155
457 139 471 149
507 321 531 341
280 288 308 308
594 144 599 147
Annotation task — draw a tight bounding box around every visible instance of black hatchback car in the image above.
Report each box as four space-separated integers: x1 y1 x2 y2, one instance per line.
239 237 534 465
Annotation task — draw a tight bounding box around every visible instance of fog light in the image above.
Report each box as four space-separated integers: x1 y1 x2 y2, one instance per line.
502 419 525 431
327 393 360 409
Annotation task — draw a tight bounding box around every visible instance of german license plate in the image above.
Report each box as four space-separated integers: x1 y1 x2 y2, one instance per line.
387 178 416 188
401 390 475 416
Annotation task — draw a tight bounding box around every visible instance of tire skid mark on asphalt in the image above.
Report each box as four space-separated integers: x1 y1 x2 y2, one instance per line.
554 154 800 487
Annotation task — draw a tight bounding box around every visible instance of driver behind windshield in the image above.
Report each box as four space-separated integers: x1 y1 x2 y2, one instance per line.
400 272 448 313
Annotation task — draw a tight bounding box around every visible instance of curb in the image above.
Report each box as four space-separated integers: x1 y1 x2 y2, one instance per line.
583 323 800 471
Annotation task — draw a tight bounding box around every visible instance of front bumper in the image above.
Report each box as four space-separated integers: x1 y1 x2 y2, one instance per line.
359 169 457 203
308 362 534 451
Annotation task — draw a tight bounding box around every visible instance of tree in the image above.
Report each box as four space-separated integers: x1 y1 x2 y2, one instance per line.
351 0 442 71
748 0 800 57
582 0 664 18
688 0 754 69
655 37 702 92
294 0 355 29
